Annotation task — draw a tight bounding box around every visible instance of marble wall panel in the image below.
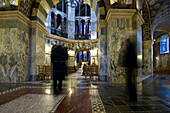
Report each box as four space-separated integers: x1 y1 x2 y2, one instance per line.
107 18 134 83
99 34 107 81
136 22 143 76
137 22 142 68
142 43 152 75
36 29 45 66
0 26 30 83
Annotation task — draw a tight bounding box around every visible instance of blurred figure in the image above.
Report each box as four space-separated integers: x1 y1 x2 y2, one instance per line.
51 44 68 94
118 38 137 101
82 64 87 76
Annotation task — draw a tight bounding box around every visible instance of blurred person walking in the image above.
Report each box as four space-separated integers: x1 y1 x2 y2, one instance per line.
51 44 68 94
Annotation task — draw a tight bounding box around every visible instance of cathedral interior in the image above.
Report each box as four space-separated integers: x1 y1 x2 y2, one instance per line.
0 0 170 113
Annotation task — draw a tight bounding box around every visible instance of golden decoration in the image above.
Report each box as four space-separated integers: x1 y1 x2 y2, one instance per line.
154 4 160 9
151 11 156 16
149 0 155 5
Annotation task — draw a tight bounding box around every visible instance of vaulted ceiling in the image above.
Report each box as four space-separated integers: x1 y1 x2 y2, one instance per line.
145 0 167 25
0 0 169 33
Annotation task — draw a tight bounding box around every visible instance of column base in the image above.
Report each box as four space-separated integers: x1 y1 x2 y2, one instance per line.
30 75 38 81
99 75 107 81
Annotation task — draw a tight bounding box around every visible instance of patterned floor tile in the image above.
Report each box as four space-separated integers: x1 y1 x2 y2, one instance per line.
0 94 65 113
90 87 106 113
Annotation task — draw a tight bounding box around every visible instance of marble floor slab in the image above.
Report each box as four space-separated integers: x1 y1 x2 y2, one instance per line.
0 70 169 113
0 94 65 113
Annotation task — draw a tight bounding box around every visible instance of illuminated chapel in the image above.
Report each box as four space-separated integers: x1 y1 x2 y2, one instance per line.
0 0 169 112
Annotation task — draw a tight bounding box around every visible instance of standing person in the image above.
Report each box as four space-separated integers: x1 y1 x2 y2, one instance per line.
51 44 68 94
118 36 137 101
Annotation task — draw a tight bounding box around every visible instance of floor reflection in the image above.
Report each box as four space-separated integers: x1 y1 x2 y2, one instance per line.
0 71 170 113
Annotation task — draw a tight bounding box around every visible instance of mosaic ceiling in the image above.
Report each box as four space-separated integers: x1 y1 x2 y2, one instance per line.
145 0 166 25
152 1 170 31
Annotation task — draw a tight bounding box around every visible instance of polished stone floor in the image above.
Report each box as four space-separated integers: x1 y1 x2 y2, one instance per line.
0 70 169 113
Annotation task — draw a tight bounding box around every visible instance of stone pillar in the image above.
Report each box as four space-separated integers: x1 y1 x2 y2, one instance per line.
98 20 107 81
85 3 87 16
68 6 75 40
91 8 97 40
142 40 153 75
105 9 144 83
61 18 64 33
46 11 51 34
30 21 48 81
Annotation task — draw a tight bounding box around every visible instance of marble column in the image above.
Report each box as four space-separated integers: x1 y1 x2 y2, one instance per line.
142 40 153 75
30 21 48 81
105 9 144 83
98 20 107 81
61 18 64 33
68 6 75 40
91 8 97 40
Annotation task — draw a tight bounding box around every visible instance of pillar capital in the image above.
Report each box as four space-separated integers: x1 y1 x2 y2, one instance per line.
132 11 144 26
105 9 136 22
143 40 154 45
31 21 48 36
99 19 106 28
0 10 31 27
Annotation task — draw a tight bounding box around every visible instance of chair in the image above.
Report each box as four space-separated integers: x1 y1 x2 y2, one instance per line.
44 66 53 80
84 66 92 79
90 66 99 78
38 65 45 80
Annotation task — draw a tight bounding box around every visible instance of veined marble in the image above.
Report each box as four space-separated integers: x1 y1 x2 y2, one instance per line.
0 28 30 83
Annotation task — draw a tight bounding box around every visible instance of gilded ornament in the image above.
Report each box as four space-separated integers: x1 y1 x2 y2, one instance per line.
154 4 160 9
149 0 155 5
151 11 156 16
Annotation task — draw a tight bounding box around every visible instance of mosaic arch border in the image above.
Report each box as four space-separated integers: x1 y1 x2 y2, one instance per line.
31 0 100 26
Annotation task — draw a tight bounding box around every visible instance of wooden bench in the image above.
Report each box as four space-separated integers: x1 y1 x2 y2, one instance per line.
44 66 53 80
38 65 45 80
67 66 77 74
84 66 99 79
153 66 170 74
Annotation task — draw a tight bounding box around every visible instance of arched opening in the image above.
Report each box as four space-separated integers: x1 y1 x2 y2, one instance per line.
87 20 91 40
75 20 79 40
51 12 55 34
80 19 85 37
63 17 67 37
44 0 99 72
77 50 91 68
160 34 169 54
56 14 62 36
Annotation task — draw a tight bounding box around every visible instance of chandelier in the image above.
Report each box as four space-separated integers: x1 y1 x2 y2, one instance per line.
68 41 94 51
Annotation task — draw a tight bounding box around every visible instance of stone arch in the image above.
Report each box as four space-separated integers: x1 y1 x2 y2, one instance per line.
142 0 151 41
31 0 101 26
